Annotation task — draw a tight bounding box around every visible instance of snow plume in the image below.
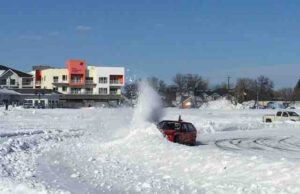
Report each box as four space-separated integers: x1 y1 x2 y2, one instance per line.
132 80 165 127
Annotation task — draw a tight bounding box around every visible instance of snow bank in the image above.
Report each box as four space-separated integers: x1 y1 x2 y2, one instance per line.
242 100 255 109
0 181 48 194
200 98 242 110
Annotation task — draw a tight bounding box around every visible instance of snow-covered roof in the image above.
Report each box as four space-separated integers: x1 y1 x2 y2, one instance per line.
0 88 20 95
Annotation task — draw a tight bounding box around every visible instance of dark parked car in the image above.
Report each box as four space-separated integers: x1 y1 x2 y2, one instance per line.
157 117 197 146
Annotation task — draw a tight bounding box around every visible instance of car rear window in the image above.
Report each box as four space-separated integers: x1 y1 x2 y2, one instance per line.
288 112 299 117
187 123 196 132
181 123 196 132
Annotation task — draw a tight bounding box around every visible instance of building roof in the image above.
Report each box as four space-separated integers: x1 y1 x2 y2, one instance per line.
181 96 192 103
59 94 123 100
0 65 33 78
0 88 20 95
32 65 53 71
12 89 60 95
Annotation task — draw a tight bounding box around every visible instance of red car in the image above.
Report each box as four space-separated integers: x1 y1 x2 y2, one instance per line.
157 118 197 146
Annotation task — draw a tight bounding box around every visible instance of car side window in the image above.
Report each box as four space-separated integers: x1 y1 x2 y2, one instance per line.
187 124 196 132
181 124 189 132
276 112 282 117
174 123 181 131
282 112 288 117
163 122 174 130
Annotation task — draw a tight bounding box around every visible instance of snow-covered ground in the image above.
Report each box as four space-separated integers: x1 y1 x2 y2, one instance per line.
1 106 300 194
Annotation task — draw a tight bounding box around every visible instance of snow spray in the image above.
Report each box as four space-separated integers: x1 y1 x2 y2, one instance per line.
132 80 165 127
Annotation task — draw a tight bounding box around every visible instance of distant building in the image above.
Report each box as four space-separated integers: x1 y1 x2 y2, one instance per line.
0 65 34 89
32 60 125 95
0 61 125 108
175 88 230 108
13 89 60 108
31 59 125 107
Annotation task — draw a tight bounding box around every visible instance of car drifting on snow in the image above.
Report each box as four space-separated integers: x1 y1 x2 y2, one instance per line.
157 117 197 146
263 111 300 123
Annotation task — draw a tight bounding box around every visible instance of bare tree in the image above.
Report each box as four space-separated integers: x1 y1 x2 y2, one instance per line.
294 79 300 100
256 75 274 101
275 88 295 102
123 81 139 100
172 73 208 95
173 74 187 95
147 77 167 94
234 78 257 103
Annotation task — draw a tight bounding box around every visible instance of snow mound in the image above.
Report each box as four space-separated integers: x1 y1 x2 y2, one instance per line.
242 100 255 109
200 98 242 110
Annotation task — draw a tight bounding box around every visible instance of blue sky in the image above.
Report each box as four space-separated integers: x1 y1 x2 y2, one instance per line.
0 0 299 88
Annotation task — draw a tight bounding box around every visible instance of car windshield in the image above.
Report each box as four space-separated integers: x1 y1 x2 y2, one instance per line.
288 112 299 117
163 122 181 130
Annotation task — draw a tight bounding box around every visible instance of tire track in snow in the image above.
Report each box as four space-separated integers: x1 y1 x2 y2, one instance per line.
214 137 300 155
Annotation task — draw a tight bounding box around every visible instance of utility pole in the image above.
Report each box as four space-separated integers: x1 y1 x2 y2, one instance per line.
227 76 231 92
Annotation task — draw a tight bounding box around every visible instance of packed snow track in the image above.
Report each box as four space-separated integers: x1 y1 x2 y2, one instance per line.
1 108 300 194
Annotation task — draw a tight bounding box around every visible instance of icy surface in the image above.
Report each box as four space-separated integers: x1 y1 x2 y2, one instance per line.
1 107 300 193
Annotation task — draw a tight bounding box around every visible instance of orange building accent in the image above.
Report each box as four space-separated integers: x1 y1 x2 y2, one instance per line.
110 75 124 84
66 60 86 86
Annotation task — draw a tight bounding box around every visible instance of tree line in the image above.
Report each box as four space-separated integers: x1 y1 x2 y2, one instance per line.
123 74 300 104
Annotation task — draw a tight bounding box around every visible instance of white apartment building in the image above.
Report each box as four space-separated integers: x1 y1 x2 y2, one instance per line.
88 66 125 95
33 60 125 96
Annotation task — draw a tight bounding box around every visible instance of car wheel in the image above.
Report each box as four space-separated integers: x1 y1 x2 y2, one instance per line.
174 136 179 143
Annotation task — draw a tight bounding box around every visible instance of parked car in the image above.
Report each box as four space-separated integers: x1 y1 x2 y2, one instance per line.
157 117 197 146
263 111 300 123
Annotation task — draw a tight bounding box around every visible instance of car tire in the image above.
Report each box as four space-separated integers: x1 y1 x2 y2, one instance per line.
174 135 179 143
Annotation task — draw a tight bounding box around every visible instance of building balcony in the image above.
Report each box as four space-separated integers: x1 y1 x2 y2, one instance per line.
70 79 85 86
85 80 96 86
109 80 123 85
52 81 68 86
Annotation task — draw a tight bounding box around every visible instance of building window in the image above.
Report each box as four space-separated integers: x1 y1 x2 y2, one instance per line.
71 75 82 84
62 86 67 92
53 87 58 92
99 77 107 84
110 88 118 95
44 76 46 81
99 88 108 95
10 79 16 85
1 79 6 85
53 76 59 83
86 88 93 94
71 88 81 94
86 77 93 84
62 75 67 81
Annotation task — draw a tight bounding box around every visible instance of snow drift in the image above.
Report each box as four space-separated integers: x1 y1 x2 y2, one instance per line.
200 98 242 110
